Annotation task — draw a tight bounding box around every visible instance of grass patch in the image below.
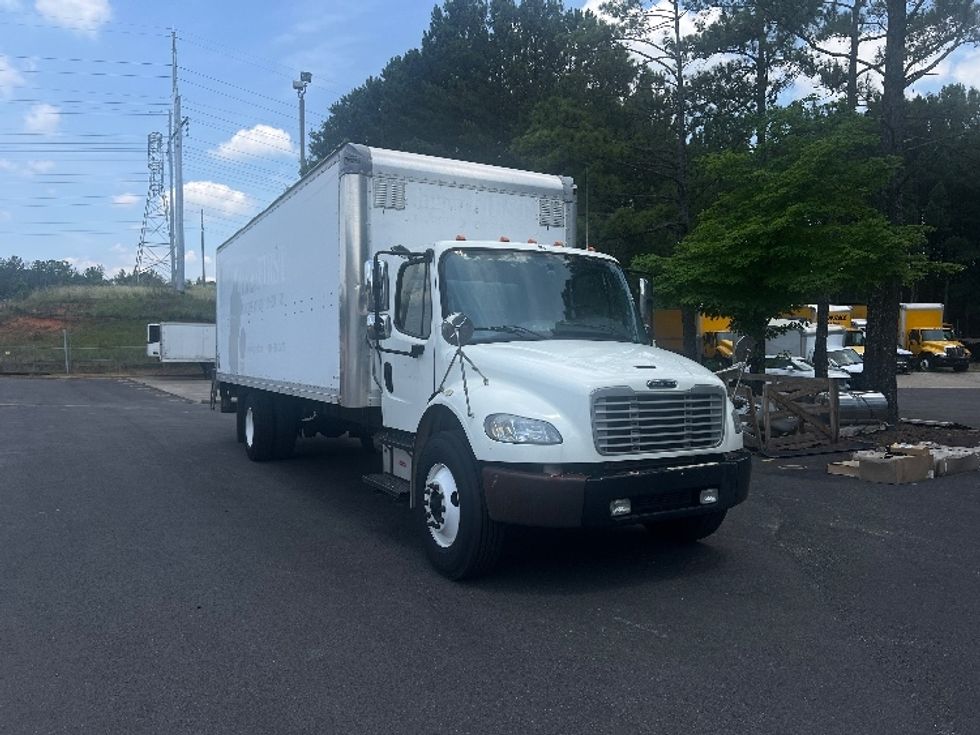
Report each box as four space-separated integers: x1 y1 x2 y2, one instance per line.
0 284 216 373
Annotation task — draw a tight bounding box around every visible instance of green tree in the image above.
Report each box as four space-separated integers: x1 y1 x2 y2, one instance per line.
639 111 924 374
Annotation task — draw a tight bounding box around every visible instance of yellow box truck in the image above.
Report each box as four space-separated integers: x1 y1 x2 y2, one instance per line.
898 303 971 371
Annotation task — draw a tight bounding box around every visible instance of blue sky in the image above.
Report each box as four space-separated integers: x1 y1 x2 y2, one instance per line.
1 0 978 282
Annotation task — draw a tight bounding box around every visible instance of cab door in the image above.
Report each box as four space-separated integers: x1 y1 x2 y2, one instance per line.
379 256 435 433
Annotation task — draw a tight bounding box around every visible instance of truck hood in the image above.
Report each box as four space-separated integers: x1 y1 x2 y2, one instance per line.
920 340 963 353
464 340 722 392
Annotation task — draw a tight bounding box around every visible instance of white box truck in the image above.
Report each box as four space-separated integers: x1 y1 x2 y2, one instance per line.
214 144 750 579
146 322 216 374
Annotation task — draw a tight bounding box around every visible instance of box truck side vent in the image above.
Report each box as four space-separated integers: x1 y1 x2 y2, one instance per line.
538 198 565 228
373 177 406 210
591 389 725 455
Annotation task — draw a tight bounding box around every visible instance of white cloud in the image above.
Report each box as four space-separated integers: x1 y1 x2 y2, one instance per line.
35 0 111 34
112 193 140 207
24 103 61 134
210 124 295 161
951 47 980 89
26 159 55 174
0 210 12 223
0 159 16 172
0 54 26 97
183 180 255 218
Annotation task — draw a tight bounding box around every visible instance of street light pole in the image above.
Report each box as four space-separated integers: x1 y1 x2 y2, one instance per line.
293 71 312 176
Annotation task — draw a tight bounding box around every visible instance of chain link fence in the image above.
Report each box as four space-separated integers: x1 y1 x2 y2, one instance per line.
0 344 210 375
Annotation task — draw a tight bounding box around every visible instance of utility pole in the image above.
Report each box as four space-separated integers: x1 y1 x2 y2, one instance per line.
172 30 186 293
292 71 312 176
200 209 205 284
167 109 175 283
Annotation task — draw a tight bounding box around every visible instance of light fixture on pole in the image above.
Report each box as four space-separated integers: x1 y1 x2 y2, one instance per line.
293 71 312 176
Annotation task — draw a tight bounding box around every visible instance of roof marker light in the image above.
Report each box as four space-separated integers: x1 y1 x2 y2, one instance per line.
587 245 596 252
455 234 466 241
499 236 510 242
554 241 564 247
527 238 537 244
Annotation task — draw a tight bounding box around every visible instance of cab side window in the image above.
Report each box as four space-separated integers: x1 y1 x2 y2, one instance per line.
395 261 431 339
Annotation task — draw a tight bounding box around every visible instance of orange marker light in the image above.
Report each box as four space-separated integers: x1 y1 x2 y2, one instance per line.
499 236 510 242
455 234 466 241
554 241 564 247
527 238 537 244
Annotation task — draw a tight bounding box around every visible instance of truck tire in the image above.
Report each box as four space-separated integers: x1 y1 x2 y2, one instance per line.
415 431 504 580
919 356 932 371
236 393 247 443
644 510 727 543
273 398 299 459
244 391 276 462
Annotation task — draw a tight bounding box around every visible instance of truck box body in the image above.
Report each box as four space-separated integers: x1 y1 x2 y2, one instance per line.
898 303 971 369
216 144 576 407
766 319 845 359
146 322 216 363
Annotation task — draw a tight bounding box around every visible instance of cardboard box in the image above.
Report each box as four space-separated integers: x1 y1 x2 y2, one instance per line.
857 452 932 484
932 448 980 477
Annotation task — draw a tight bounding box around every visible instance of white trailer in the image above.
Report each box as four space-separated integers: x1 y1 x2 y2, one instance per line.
146 322 216 369
766 319 845 359
215 144 750 579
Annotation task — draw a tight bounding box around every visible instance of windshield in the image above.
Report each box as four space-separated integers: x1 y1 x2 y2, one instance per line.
844 330 865 347
828 348 863 366
440 248 645 344
920 329 953 341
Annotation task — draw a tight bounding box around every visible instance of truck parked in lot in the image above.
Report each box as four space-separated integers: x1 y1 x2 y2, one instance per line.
649 309 735 367
146 322 215 374
214 144 750 578
898 303 971 371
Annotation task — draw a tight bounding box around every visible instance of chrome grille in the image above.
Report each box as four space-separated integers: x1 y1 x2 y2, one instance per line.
945 346 965 358
592 388 725 455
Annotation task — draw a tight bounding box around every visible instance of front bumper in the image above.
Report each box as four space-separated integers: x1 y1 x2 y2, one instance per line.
921 353 970 368
482 450 752 528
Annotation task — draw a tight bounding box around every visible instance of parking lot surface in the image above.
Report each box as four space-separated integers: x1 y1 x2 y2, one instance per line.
1 377 978 734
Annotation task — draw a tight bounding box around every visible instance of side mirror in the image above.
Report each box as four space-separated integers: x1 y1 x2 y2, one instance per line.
364 258 390 313
367 313 391 341
441 312 474 347
638 277 653 323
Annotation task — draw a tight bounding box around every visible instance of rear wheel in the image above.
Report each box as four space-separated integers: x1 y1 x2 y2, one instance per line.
644 510 727 543
415 432 504 580
235 392 247 443
244 391 276 462
273 398 299 459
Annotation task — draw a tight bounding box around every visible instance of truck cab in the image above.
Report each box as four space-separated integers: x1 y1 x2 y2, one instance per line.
907 327 971 371
370 240 750 576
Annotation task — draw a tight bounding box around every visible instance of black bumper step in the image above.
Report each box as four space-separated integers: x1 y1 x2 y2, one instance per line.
362 473 410 500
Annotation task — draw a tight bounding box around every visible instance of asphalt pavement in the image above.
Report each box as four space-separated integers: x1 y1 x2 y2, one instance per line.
1 377 978 734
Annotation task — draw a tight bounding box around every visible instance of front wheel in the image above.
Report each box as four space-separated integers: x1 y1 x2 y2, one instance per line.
644 510 727 543
919 356 933 372
414 432 504 580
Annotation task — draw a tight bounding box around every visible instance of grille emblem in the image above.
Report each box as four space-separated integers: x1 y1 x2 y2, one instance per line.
646 379 677 389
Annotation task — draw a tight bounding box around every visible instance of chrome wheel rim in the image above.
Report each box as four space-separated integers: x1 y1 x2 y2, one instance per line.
424 463 460 548
245 406 255 446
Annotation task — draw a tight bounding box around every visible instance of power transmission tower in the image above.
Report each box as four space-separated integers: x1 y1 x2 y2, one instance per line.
135 131 172 282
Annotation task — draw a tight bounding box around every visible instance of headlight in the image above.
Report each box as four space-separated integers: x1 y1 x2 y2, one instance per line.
484 414 563 445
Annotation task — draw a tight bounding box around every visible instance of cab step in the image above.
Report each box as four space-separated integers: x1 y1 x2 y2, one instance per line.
362 473 410 501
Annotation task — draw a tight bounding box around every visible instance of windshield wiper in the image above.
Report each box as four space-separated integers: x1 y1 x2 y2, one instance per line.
475 324 546 339
552 322 635 342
